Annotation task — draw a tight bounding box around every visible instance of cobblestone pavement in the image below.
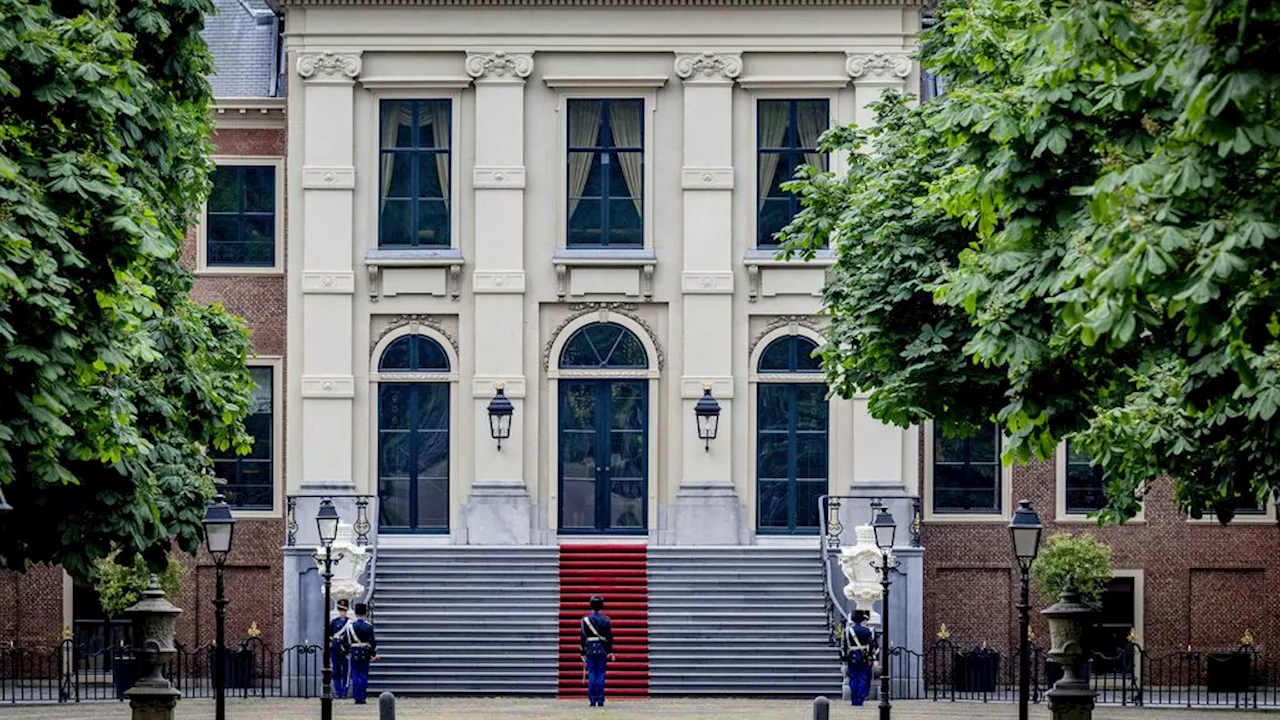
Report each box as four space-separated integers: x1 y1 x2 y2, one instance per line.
2 698 1275 720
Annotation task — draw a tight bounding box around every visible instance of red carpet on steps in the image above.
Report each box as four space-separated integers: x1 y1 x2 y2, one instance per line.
558 544 650 699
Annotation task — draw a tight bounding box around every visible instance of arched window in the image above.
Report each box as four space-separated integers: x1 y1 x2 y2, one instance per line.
558 322 648 533
377 335 450 533
756 335 827 534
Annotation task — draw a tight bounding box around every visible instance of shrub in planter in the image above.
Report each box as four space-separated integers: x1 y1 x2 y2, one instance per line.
1031 533 1113 685
93 553 184 698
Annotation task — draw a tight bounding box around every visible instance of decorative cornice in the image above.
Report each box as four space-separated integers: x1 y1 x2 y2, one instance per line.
370 315 459 357
465 51 534 81
845 51 912 81
542 303 664 372
748 315 825 359
673 52 742 82
284 0 924 6
297 51 363 80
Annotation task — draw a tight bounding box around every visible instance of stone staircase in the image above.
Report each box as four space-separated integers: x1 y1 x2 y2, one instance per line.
648 546 842 696
367 546 560 695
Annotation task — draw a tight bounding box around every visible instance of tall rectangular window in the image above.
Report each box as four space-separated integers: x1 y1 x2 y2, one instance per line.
567 99 644 248
206 165 276 267
932 423 1002 514
757 99 829 247
379 99 451 248
1230 476 1267 515
213 366 274 510
1065 442 1107 513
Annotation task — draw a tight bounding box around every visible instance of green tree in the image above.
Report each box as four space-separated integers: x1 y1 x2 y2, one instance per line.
0 0 254 581
781 0 1280 523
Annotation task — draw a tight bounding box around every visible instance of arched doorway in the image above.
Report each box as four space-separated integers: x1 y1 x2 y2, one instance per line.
755 334 828 534
376 334 451 533
557 322 648 534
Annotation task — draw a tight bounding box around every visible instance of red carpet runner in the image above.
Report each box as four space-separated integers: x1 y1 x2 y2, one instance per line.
557 544 650 699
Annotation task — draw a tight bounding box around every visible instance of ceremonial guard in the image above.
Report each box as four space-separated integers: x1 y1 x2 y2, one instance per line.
579 595 615 707
842 610 875 706
327 599 351 699
343 602 379 704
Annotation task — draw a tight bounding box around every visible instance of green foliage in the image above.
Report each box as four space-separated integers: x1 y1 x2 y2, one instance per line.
1029 533 1114 609
0 0 255 581
93 551 184 617
780 0 1280 523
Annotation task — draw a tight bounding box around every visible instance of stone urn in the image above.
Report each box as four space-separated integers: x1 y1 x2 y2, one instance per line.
314 522 371 613
123 575 183 718
1042 588 1097 720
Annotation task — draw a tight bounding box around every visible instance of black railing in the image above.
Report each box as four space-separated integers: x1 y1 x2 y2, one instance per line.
0 638 323 704
285 494 375 547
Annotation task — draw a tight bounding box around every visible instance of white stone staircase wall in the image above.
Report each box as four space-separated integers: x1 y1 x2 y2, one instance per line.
648 546 843 696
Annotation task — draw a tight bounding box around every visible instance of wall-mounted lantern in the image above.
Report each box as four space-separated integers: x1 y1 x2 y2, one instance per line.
694 382 721 452
487 383 514 451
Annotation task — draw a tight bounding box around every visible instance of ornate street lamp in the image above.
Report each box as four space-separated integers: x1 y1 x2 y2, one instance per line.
202 494 236 720
316 499 340 720
694 383 721 451
487 384 514 451
1010 499 1043 720
870 504 900 720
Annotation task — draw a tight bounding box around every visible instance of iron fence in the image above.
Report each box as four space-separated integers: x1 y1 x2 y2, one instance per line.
0 637 323 704
884 640 1280 708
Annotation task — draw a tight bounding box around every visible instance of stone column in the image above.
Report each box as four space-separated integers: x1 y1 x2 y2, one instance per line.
671 52 745 545
845 51 912 129
462 51 535 544
296 51 362 493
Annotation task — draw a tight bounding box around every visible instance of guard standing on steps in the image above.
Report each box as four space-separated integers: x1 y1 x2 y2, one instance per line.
579 595 615 707
343 602 380 705
328 599 352 699
842 610 874 706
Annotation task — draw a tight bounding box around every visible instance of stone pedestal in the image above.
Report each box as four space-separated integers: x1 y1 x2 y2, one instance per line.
672 483 746 545
462 479 535 545
1044 590 1097 720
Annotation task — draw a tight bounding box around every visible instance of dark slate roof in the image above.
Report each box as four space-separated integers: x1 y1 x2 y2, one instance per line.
204 0 282 98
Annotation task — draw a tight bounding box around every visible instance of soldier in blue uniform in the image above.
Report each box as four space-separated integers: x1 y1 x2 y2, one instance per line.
843 610 875 706
579 595 615 707
327 599 351 699
343 602 379 704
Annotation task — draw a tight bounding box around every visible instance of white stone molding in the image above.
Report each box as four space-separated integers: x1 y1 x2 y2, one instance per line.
542 302 664 372
465 51 534 82
679 376 734 399
212 99 287 130
542 75 669 89
845 51 912 82
680 166 734 190
736 76 851 90
302 165 356 190
680 271 734 294
364 250 465 302
470 375 528 398
301 374 356 398
472 271 527 293
369 314 459 358
302 272 356 294
358 76 473 90
840 526 889 612
297 51 363 81
673 52 743 82
473 166 527 189
747 315 825 360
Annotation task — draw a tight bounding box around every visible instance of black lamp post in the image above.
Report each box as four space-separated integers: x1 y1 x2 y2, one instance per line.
202 494 236 720
871 503 899 720
694 383 721 451
316 499 340 720
487 384 514 450
1010 499 1044 720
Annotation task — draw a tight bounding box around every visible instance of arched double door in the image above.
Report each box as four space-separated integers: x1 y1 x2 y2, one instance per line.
557 322 648 534
376 334 450 533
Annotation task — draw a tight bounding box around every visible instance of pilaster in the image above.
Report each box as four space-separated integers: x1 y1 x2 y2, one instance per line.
672 52 745 545
845 51 913 128
463 51 535 544
296 50 361 492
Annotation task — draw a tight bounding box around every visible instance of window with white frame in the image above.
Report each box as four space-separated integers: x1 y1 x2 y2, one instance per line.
566 98 644 248
756 99 829 248
378 99 452 248
1064 441 1107 514
211 366 275 510
205 165 278 268
932 422 1002 514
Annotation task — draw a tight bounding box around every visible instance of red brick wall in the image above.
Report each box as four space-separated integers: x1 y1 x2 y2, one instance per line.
0 565 64 647
922 449 1280 658
173 518 286 651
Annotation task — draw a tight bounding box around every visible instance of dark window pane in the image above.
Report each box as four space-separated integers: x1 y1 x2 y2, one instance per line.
758 338 793 373
378 477 411 529
379 200 412 246
609 199 643 246
412 336 450 372
381 101 414 149
795 480 827 529
566 100 644 247
559 323 648 369
757 99 829 250
757 199 793 247
379 99 452 249
415 477 449 530
1065 443 1107 513
418 153 446 199
757 385 789 431
758 336 821 374
378 384 411 428
610 480 645 528
206 215 239 247
795 432 828 479
610 431 644 478
418 200 450 247
562 478 596 529
379 338 412 372
567 199 602 247
933 423 1002 513
756 433 790 479
568 100 604 147
377 375 451 532
560 432 597 478
610 382 645 430
794 338 821 372
795 385 827 430
382 154 413 198
561 382 598 430
212 366 274 509
417 100 451 149
379 431 412 478
208 167 240 212
758 100 791 147
415 385 449 431
242 167 275 213
758 480 790 529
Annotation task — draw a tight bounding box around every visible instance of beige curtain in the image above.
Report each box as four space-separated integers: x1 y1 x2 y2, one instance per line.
424 102 450 202
757 102 789 210
380 102 412 212
797 102 828 170
608 101 643 215
568 101 602 216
